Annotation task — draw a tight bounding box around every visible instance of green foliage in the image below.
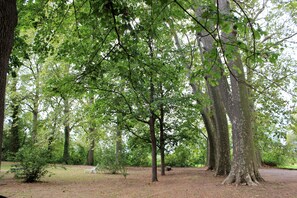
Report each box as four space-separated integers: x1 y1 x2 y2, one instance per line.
126 146 151 167
70 144 88 165
166 145 205 167
10 146 51 183
96 147 127 175
261 141 290 166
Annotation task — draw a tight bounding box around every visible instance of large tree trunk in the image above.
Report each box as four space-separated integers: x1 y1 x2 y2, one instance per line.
195 7 231 175
0 0 18 169
208 84 231 175
217 0 263 185
221 50 263 185
63 98 70 164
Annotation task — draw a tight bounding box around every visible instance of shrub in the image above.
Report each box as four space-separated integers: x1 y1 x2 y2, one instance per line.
96 148 127 177
10 146 51 182
166 146 191 167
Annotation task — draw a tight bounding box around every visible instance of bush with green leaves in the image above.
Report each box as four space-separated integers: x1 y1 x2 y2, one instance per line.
96 147 127 176
261 141 288 166
10 146 51 182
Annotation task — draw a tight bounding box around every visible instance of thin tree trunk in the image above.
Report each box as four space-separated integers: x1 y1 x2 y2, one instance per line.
32 66 40 143
148 35 157 182
0 0 18 169
32 96 39 143
159 103 165 176
9 72 20 154
149 112 157 182
63 98 70 164
149 77 157 182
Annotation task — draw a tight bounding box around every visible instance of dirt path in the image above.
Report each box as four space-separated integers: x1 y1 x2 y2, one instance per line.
1 166 297 198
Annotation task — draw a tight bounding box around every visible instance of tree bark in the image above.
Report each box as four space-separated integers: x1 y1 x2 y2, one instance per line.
200 110 217 170
149 76 158 182
0 0 18 169
195 7 231 175
208 84 231 175
217 0 264 185
149 112 158 182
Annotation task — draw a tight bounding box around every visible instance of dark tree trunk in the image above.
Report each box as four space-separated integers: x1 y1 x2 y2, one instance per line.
159 104 165 176
149 75 157 182
87 139 95 165
149 113 157 182
200 110 217 170
9 73 20 153
0 0 18 169
63 98 70 164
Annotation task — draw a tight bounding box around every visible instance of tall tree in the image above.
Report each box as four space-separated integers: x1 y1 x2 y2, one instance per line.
215 0 263 185
0 0 18 168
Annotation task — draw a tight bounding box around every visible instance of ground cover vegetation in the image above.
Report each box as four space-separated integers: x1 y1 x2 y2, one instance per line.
0 0 296 186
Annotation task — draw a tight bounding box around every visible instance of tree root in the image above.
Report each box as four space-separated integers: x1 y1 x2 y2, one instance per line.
222 172 262 186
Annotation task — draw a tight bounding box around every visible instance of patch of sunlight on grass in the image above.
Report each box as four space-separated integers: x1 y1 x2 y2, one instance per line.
44 165 105 183
1 161 16 171
277 164 297 169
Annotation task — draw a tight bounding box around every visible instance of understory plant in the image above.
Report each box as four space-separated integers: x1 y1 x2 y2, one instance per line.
96 148 127 177
10 146 51 182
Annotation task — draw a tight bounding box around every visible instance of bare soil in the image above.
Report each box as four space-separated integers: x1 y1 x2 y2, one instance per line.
0 164 297 198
